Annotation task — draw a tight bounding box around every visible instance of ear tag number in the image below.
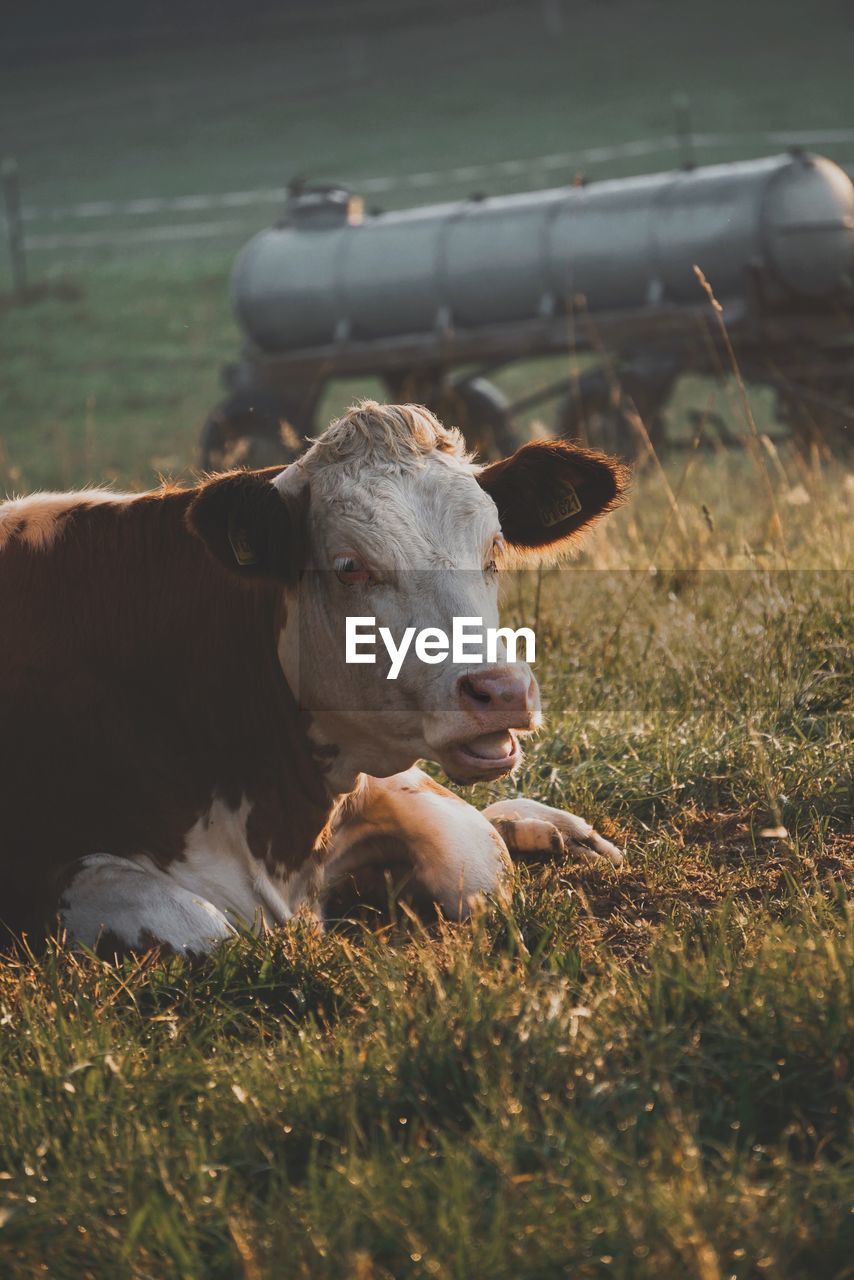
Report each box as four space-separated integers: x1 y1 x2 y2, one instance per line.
228 523 258 567
539 484 582 527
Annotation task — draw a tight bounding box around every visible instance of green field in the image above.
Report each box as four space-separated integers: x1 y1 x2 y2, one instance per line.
1 4 853 1277
0 462 851 1277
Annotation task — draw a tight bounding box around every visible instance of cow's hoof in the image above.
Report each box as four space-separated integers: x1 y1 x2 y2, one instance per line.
491 815 623 868
564 824 624 869
483 799 624 869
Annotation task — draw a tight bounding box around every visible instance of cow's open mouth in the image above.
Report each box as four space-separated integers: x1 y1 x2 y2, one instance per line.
442 730 522 782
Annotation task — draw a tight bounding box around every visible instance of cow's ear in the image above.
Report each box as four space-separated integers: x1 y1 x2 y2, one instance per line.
186 467 308 583
477 440 629 557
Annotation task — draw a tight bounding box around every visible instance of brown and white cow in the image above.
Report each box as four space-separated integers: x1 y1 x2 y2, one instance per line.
0 403 627 954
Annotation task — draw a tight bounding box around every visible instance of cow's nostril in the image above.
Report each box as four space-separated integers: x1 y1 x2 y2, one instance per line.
460 675 492 706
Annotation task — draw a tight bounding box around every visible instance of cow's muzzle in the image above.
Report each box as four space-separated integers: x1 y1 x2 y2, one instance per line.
435 664 541 783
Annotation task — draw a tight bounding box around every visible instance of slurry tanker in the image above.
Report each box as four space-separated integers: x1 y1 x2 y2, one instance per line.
204 151 854 465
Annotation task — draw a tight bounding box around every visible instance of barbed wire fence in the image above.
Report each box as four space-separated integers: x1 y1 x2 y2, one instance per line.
4 127 854 264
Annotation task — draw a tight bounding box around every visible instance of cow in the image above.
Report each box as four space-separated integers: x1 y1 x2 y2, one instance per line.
0 402 628 954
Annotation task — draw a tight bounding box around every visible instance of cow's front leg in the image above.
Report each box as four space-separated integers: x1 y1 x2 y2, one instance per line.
482 798 623 868
320 768 512 922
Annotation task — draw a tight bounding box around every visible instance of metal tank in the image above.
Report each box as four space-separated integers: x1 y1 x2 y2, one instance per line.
233 153 853 350
204 153 854 466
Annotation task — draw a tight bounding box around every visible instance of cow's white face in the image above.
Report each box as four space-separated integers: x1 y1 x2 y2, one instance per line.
275 439 534 789
189 402 627 793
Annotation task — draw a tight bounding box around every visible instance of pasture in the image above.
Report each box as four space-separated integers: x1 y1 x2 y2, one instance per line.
0 454 850 1278
1 2 852 1276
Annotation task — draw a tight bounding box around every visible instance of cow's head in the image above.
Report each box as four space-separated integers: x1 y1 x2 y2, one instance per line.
189 403 628 791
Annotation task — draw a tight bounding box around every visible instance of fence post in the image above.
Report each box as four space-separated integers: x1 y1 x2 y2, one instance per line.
672 94 695 170
2 156 27 294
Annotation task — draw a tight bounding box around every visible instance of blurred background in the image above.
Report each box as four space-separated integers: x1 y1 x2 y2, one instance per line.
1 0 853 491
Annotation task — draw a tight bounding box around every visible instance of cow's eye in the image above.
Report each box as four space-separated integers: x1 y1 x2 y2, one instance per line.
334 555 371 585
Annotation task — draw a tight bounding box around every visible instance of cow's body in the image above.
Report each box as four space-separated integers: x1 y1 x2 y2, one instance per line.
0 404 626 952
0 485 329 943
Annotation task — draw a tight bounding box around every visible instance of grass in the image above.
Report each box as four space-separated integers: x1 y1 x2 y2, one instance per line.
0 449 852 1278
0 260 234 491
0 894 850 1278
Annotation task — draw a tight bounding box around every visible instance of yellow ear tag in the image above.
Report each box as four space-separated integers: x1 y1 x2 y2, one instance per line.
228 524 258 567
539 484 581 527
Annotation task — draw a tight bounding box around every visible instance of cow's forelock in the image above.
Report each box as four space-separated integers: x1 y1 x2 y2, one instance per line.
302 400 472 470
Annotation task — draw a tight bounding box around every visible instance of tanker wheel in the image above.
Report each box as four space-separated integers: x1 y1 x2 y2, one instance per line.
775 387 853 459
199 388 308 472
437 378 529 458
556 364 670 458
